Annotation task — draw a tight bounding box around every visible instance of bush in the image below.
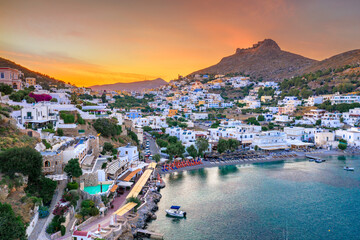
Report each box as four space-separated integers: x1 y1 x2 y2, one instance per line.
77 114 85 124
93 118 121 137
60 111 75 124
60 225 66 236
57 128 64 136
101 162 107 169
39 206 50 218
89 207 99 216
0 83 14 95
103 142 114 152
67 181 79 190
42 139 51 149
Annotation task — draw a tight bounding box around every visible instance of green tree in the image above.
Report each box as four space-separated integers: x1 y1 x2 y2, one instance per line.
167 142 185 159
186 145 198 159
0 203 26 240
168 136 178 144
217 139 228 154
0 147 42 182
257 115 265 121
143 126 152 132
315 119 321 126
26 176 57 205
153 154 161 163
338 143 347 150
101 93 107 103
93 118 121 137
64 158 83 179
103 142 114 152
57 128 64 136
227 139 239 151
0 83 14 95
156 139 168 148
195 138 209 157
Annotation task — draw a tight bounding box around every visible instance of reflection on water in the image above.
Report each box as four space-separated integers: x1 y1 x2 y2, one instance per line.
218 165 238 175
338 156 346 161
252 160 285 169
150 156 360 240
168 171 184 181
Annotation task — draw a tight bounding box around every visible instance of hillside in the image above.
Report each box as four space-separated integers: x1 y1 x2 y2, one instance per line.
191 39 317 81
0 57 66 89
90 78 168 92
300 49 360 74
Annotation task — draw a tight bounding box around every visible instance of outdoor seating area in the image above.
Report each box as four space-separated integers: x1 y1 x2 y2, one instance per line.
161 158 203 172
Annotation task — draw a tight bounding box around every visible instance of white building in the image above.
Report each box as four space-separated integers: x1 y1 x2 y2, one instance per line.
284 127 306 140
252 131 288 150
335 128 360 146
191 113 208 121
305 96 323 106
321 112 343 128
331 94 360 105
342 108 360 126
19 104 59 129
118 144 139 163
314 131 335 147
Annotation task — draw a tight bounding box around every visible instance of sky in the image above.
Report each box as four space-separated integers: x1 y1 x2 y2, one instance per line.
0 0 360 87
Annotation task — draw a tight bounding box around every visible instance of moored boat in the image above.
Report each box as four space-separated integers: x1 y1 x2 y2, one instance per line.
344 166 355 171
166 206 186 218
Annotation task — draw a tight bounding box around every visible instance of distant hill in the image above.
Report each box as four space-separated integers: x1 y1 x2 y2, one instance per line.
191 39 317 81
0 57 66 89
89 78 168 92
300 49 360 74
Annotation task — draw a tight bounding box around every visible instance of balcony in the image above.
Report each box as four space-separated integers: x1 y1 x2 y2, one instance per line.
24 116 33 120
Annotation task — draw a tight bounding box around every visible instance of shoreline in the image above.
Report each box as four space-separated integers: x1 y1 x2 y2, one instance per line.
160 150 359 174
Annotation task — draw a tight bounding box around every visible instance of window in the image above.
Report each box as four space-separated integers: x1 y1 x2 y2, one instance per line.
0 72 4 78
44 161 50 167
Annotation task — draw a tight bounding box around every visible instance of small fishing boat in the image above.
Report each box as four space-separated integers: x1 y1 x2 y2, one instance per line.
166 206 186 218
344 166 355 171
315 159 326 163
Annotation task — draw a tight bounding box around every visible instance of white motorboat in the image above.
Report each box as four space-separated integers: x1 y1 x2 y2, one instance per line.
166 206 186 218
344 166 355 171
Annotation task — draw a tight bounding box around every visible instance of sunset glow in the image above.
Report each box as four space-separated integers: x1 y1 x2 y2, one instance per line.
1 0 360 87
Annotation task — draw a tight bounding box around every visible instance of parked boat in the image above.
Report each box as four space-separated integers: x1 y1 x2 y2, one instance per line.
344 166 355 171
166 206 186 218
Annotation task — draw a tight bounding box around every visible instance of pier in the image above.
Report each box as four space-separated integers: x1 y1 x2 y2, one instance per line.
306 155 326 162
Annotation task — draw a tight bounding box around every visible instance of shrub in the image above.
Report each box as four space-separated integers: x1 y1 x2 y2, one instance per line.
89 207 99 216
57 128 64 136
60 111 75 124
28 92 52 102
39 206 50 218
101 162 107 169
67 181 79 190
53 204 69 216
77 114 85 124
60 225 66 236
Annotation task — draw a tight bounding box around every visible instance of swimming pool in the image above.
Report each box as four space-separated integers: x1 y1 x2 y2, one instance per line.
83 184 111 195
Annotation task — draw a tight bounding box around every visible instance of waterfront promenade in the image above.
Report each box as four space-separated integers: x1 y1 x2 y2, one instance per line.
161 149 349 174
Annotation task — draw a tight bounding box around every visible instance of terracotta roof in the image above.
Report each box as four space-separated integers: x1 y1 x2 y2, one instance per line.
73 230 88 236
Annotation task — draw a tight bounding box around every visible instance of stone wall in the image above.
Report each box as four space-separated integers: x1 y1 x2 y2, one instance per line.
80 172 98 187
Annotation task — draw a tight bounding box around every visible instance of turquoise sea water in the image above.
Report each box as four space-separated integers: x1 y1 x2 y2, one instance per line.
83 184 111 194
147 156 360 240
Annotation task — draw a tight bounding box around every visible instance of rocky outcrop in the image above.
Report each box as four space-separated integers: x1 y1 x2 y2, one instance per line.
191 39 316 81
133 191 162 230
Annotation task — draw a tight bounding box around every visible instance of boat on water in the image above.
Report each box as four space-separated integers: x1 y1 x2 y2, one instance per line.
344 166 355 171
315 159 326 163
166 206 186 218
